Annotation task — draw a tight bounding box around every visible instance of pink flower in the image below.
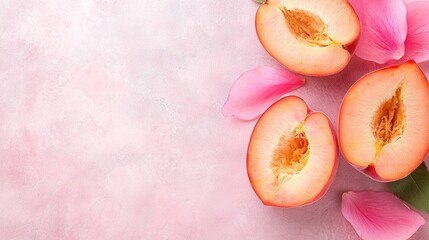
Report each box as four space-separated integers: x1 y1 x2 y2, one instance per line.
349 0 429 63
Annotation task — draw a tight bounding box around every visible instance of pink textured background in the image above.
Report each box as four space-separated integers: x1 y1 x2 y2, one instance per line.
0 0 428 239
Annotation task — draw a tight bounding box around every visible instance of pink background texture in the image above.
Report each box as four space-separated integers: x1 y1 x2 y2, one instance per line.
0 0 428 239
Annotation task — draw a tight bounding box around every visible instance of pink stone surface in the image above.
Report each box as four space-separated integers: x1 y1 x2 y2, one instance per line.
0 0 428 239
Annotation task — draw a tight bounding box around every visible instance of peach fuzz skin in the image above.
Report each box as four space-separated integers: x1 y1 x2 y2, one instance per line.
339 60 429 182
247 96 338 208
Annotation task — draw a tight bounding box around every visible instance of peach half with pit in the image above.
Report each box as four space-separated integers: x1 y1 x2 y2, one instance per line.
256 0 360 76
247 96 338 207
339 61 429 181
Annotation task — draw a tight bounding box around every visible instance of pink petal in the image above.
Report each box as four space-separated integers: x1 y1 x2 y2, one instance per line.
348 0 407 64
342 191 425 240
403 1 429 63
222 67 305 120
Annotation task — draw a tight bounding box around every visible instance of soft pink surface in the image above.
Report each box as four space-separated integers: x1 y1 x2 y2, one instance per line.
0 1 428 239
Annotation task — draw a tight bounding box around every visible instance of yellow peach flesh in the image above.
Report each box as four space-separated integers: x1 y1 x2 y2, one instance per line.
339 61 429 181
255 0 360 76
247 97 337 207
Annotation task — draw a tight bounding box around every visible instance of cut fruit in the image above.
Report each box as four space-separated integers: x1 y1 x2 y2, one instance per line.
255 0 360 76
339 60 429 182
247 96 338 207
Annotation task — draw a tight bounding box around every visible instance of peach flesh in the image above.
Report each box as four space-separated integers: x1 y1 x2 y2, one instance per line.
247 96 337 207
372 88 405 154
271 126 309 185
282 8 334 47
255 0 360 76
339 61 429 181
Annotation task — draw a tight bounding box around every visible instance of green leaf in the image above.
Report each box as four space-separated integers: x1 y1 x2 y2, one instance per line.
388 162 429 213
253 0 266 4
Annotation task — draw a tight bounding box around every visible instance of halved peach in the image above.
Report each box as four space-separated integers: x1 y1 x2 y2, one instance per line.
339 61 429 182
256 0 360 76
247 96 338 207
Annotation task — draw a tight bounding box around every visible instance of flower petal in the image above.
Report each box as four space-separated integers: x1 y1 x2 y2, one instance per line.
342 191 425 240
403 1 429 63
222 67 305 120
348 0 407 64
